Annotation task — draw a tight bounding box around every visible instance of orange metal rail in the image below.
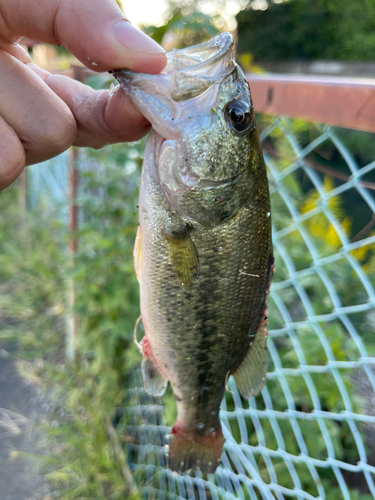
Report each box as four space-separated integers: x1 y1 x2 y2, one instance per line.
247 74 375 133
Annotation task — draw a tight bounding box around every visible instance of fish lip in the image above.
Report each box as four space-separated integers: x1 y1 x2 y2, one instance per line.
154 133 168 159
169 31 233 71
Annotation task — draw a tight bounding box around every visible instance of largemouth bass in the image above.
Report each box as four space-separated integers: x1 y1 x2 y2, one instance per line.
115 32 273 475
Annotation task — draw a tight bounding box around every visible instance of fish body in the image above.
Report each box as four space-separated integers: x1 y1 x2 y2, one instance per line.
115 33 273 475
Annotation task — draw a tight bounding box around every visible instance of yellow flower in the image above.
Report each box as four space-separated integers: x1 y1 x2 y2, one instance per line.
300 177 350 251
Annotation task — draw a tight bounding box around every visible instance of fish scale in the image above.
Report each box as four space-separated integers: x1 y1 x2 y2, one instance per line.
115 32 273 475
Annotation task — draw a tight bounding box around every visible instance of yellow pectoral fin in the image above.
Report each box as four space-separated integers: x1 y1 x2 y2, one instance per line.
134 226 142 283
163 229 198 287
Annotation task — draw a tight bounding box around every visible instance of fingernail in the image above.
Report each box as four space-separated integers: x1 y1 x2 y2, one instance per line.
113 21 165 55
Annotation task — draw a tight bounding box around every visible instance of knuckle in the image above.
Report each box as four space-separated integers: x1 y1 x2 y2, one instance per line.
25 108 77 163
0 132 25 189
42 109 77 156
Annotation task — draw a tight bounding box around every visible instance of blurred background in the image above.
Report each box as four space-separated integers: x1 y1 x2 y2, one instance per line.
1 1 375 499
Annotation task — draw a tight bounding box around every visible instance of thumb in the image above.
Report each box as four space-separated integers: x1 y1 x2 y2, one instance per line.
0 0 167 74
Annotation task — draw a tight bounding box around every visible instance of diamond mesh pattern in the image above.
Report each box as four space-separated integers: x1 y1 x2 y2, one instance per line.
26 116 375 499
122 118 375 499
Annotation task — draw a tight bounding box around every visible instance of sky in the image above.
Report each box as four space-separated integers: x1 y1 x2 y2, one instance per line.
120 0 251 30
122 0 169 28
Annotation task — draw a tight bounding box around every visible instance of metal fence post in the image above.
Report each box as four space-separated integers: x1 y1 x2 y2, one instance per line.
66 147 79 361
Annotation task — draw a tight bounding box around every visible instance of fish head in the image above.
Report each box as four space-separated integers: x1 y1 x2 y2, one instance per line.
115 32 263 227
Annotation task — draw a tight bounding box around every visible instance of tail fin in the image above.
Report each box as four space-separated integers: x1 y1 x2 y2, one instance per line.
168 423 223 474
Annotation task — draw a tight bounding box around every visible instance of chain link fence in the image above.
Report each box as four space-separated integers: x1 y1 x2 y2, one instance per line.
119 117 375 500
24 104 375 499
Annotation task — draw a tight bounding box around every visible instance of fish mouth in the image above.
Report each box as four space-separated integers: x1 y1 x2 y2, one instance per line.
114 32 234 103
164 32 233 74
113 33 235 133
161 31 235 102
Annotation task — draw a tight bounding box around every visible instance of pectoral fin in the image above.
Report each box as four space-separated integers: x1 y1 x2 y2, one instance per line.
163 226 198 287
232 324 268 399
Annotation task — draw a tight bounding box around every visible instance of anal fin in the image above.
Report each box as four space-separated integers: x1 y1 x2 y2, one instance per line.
141 356 168 397
232 324 268 399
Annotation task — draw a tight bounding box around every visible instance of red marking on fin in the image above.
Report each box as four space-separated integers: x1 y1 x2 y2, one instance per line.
168 423 223 474
140 336 151 358
140 336 168 381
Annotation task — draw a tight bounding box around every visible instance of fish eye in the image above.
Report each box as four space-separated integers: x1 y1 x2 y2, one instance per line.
225 102 251 133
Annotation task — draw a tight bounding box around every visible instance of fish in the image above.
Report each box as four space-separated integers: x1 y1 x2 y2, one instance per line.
114 32 274 475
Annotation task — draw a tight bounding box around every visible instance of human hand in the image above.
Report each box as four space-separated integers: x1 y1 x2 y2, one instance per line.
0 0 167 190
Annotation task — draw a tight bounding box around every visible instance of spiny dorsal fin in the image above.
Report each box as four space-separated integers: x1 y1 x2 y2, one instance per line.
232 325 268 399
